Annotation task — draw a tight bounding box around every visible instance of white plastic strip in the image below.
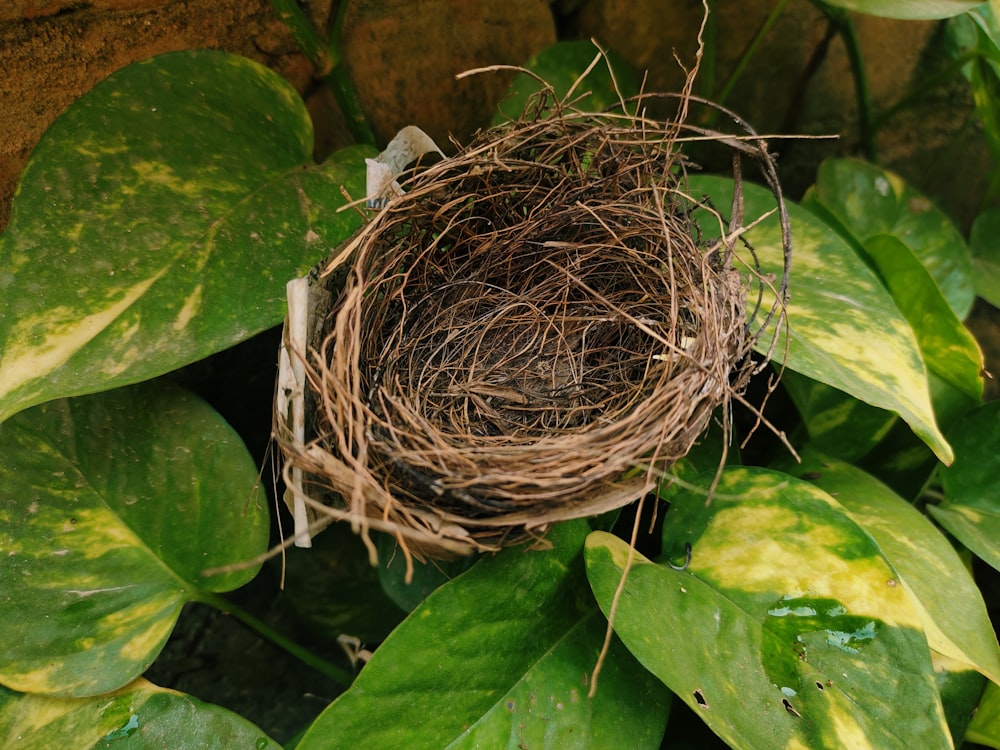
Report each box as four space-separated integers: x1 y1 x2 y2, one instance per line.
280 276 312 547
365 125 444 208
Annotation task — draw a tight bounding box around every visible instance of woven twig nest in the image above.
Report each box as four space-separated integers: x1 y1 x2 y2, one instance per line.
275 88 790 562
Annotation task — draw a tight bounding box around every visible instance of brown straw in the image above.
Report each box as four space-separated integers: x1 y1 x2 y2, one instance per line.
275 85 790 562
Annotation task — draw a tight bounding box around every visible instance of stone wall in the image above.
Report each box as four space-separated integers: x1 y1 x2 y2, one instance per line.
0 0 990 232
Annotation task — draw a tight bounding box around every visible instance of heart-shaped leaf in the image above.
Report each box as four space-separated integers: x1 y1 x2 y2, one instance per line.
297 521 670 749
586 467 950 749
776 451 1000 686
804 158 975 319
688 174 952 463
0 380 268 697
0 49 375 423
932 401 1000 573
0 678 280 749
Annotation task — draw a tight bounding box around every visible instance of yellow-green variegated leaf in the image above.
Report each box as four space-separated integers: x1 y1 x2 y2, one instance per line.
0 678 280 749
777 451 1000 686
0 381 268 697
585 467 951 750
805 158 975 318
687 174 952 464
0 49 375 423
863 234 983 401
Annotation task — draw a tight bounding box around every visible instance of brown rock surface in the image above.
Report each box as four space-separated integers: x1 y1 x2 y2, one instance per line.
339 0 556 147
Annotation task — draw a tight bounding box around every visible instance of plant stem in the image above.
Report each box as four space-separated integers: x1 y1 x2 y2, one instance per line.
327 0 377 145
270 0 377 146
270 0 333 74
818 3 876 160
716 0 792 107
196 590 354 687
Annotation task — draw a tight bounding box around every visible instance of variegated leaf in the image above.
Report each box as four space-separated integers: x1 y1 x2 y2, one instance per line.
932 653 989 744
688 174 952 464
586 467 951 750
781 370 897 462
777 451 1000 686
863 234 983 401
804 158 975 318
0 50 375 423
0 678 280 749
0 381 267 697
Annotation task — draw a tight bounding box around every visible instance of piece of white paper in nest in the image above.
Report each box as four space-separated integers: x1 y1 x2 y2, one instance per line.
278 126 445 548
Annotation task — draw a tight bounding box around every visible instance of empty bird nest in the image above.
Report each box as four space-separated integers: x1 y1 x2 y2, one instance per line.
274 84 791 566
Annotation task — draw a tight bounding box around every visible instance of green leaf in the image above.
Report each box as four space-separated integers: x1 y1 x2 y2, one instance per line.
0 380 268 696
0 49 375 423
587 467 950 750
820 0 982 19
776 451 1000 686
932 401 1000 573
376 532 477 613
805 158 975 319
863 234 983 400
0 678 280 749
970 208 1000 307
968 681 1000 748
781 370 897 462
688 174 952 464
932 654 988 745
297 521 670 750
494 40 639 125
856 373 977 501
282 525 406 644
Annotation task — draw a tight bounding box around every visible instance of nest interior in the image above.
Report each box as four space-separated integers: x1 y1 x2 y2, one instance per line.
280 95 787 557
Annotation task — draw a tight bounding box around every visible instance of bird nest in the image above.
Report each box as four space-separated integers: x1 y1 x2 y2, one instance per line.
274 88 790 564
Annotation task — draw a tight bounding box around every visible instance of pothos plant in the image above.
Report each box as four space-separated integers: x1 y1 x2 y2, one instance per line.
1 4 999 749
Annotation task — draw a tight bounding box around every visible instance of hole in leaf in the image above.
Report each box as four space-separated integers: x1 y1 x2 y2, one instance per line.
693 689 708 708
815 681 824 691
782 698 800 717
